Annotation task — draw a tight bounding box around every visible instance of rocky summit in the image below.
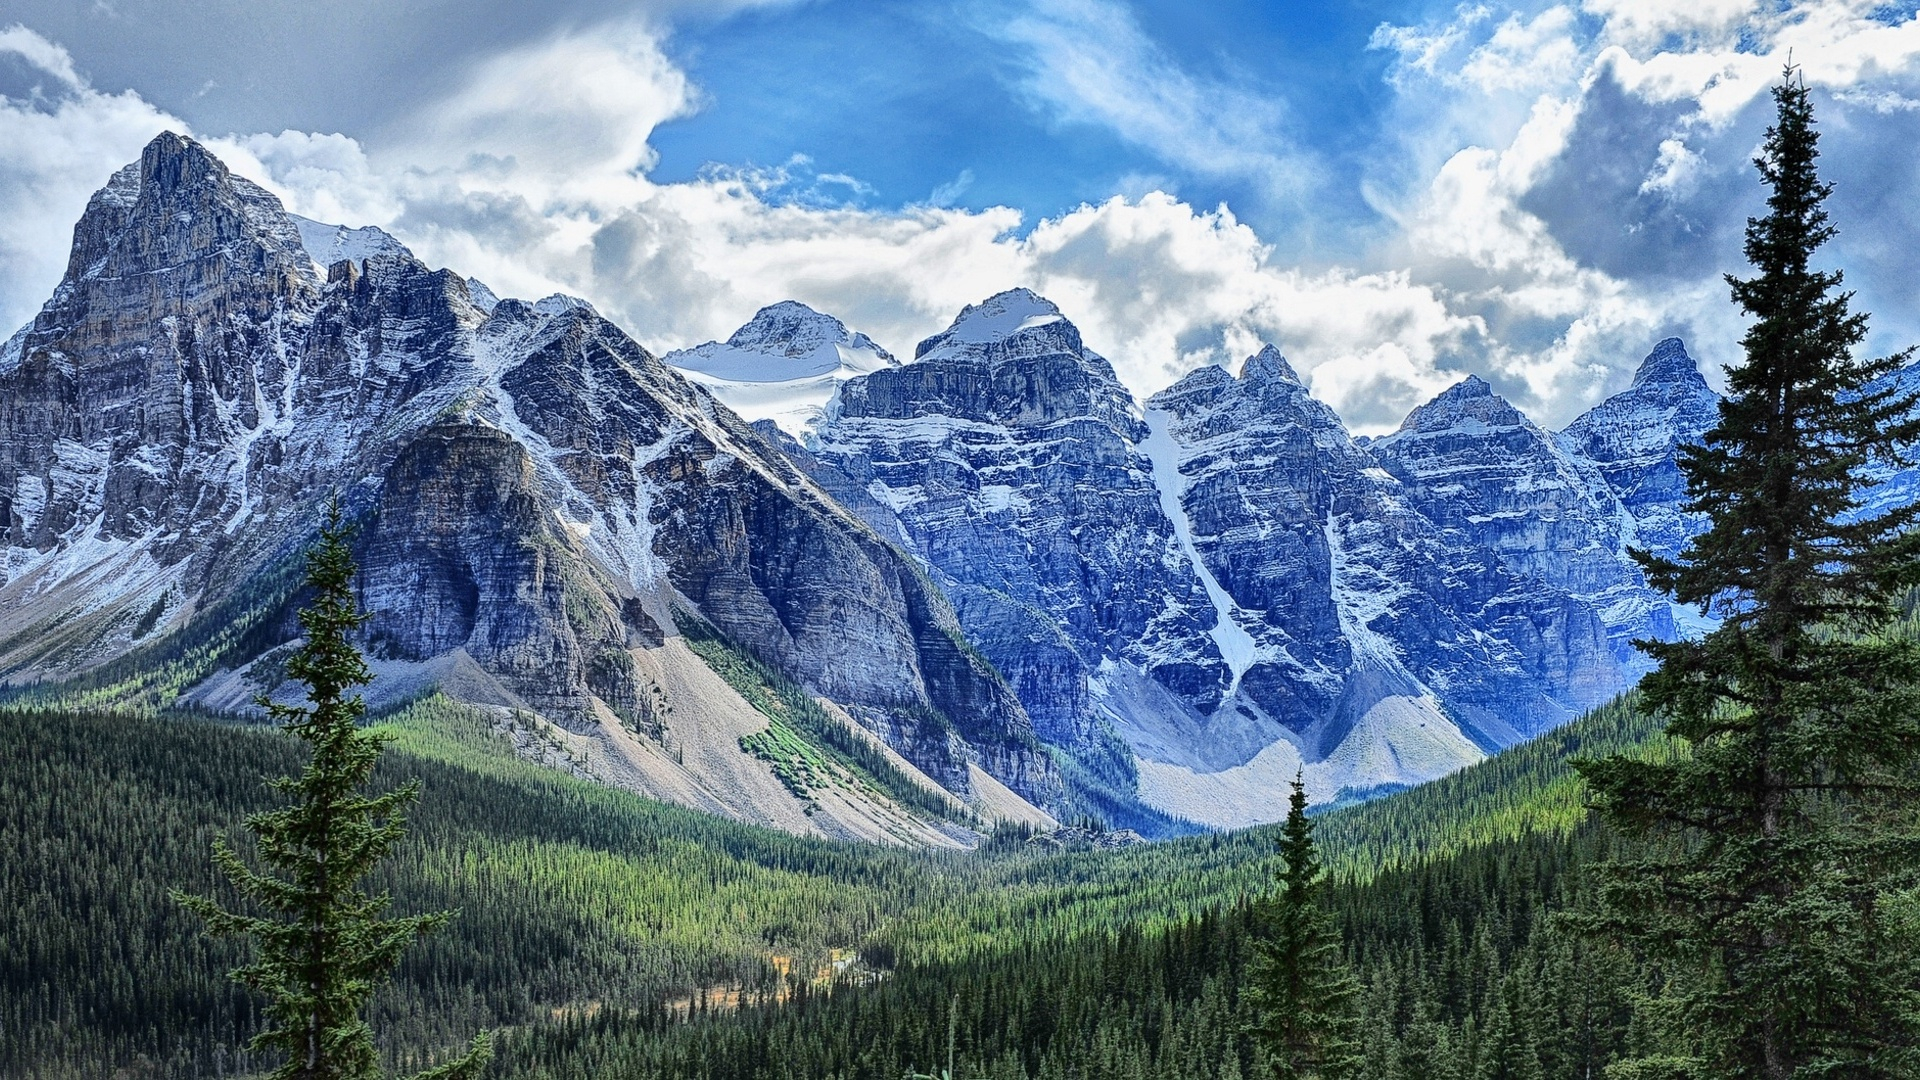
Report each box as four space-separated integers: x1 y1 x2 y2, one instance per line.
1 135 1755 838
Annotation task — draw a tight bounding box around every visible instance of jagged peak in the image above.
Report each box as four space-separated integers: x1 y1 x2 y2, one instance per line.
1631 337 1704 388
1165 363 1236 394
920 288 1064 355
139 131 229 193
1391 374 1528 437
666 300 897 383
533 293 596 317
56 131 312 294
1240 344 1301 385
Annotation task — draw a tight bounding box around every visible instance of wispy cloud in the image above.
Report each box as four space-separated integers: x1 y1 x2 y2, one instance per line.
977 0 1317 212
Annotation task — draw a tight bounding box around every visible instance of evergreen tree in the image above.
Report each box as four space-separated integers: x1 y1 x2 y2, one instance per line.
1578 70 1920 1080
1247 775 1362 1080
176 506 490 1080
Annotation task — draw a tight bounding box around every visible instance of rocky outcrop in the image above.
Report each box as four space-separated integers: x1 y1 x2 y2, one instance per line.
1558 338 1719 569
0 134 1056 822
813 289 1226 755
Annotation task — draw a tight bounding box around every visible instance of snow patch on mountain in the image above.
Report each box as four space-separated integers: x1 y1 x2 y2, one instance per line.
935 288 1063 348
289 213 412 271
666 301 898 438
1140 406 1258 692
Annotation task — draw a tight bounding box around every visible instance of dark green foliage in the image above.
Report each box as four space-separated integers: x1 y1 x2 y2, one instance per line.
1 685 1674 1080
1247 777 1361 1080
490 824 1643 1080
1579 73 1920 1080
175 510 489 1080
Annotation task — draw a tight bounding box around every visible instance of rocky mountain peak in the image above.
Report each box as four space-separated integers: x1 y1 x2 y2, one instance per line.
1631 337 1705 389
1390 375 1528 438
922 288 1063 355
59 131 312 299
1240 344 1302 385
138 130 224 195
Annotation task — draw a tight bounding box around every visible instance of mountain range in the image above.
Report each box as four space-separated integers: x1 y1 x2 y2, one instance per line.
0 133 1746 837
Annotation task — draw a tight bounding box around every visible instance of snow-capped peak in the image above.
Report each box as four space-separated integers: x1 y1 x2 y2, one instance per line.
1387 375 1528 439
533 293 596 317
667 301 895 383
289 214 413 273
926 288 1062 352
1240 344 1302 385
663 301 899 439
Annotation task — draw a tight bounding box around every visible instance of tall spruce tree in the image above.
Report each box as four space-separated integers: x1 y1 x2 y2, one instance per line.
1247 774 1362 1080
1577 70 1920 1080
176 506 490 1080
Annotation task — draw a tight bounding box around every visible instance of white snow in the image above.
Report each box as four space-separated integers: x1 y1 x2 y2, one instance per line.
664 301 898 439
465 278 500 313
941 289 1061 346
1139 408 1258 692
288 214 411 272
533 294 595 317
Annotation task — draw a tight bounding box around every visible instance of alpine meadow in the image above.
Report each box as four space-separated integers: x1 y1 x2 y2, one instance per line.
5 4 1920 1080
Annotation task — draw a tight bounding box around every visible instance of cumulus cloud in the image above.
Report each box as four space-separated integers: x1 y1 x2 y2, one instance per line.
1365 1 1920 422
5 3 1920 435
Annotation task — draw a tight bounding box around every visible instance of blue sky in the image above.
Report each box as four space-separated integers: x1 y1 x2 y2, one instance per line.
4 0 1920 430
646 0 1410 245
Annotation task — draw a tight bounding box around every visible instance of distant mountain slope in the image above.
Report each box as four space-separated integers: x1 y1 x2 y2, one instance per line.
807 292 1703 826
0 134 1054 839
0 134 1767 837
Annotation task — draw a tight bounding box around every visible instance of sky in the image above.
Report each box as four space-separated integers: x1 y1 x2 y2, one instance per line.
3 0 1920 432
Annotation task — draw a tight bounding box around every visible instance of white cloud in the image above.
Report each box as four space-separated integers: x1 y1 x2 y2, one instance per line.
0 26 185 333
6 3 1920 437
1582 0 1759 46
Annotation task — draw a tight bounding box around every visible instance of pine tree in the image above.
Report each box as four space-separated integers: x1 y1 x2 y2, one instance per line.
1577 70 1920 1080
176 506 490 1080
1247 775 1362 1080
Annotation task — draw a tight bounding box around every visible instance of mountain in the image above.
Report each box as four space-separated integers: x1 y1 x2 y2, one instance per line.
0 134 1055 844
1367 375 1658 694
0 134 1755 837
1558 339 1719 561
808 289 1222 828
808 302 1720 828
1557 338 1721 632
663 301 898 439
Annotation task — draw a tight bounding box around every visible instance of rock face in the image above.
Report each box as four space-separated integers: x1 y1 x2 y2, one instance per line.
809 299 1708 828
4 135 1776 836
1368 375 1664 684
1559 338 1720 568
813 291 1225 758
663 301 898 439
0 134 1056 833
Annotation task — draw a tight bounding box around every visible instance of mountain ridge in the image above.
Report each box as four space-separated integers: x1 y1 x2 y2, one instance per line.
0 133 1769 836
